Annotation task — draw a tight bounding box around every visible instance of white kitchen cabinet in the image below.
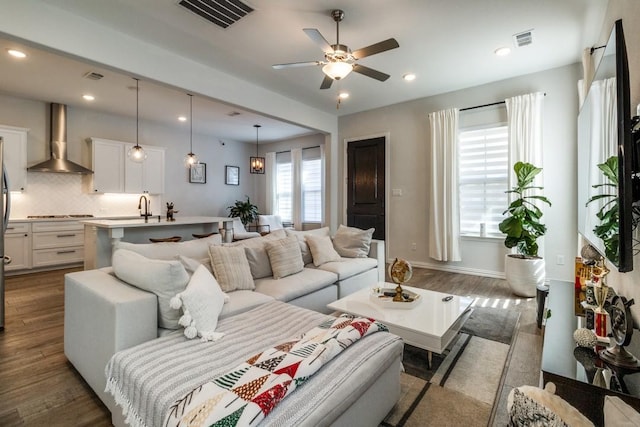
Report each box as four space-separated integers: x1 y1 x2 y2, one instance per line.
4 222 31 271
124 144 165 194
90 138 124 193
0 125 28 192
31 221 84 268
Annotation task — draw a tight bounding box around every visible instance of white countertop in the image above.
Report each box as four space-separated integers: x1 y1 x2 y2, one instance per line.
9 215 140 223
79 216 230 229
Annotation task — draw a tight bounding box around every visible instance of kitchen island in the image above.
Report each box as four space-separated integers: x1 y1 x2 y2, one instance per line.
82 216 232 269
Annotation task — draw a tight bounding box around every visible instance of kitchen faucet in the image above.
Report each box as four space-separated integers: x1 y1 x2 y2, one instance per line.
138 195 152 218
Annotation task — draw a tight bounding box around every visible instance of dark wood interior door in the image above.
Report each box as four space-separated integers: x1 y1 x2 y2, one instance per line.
347 137 385 240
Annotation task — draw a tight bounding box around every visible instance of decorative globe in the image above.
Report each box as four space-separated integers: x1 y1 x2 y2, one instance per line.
389 258 412 285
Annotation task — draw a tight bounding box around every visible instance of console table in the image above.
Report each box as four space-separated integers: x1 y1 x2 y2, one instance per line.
541 280 640 425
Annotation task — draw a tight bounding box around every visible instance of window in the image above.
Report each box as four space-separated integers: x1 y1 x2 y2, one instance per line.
302 157 322 222
273 147 323 226
458 126 508 236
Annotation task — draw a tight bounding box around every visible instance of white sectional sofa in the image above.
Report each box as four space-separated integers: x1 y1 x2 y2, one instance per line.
64 228 387 424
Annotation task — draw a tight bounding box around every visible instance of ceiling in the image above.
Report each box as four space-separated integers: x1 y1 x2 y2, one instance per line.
0 0 608 142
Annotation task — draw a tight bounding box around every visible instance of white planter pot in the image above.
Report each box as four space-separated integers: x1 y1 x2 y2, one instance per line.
504 254 546 297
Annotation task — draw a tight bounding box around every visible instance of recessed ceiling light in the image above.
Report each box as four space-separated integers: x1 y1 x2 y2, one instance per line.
82 94 95 101
494 47 511 57
403 73 416 81
178 116 187 122
338 92 349 99
7 49 26 59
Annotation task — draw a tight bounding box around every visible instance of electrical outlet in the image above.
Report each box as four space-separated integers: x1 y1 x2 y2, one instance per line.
411 243 417 251
556 255 565 265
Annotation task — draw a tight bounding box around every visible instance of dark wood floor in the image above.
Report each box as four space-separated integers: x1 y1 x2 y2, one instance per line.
0 267 538 426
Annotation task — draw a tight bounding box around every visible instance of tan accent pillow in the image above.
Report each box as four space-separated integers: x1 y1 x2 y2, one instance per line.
176 254 214 275
305 234 342 267
265 236 304 279
332 224 375 258
112 248 189 329
208 245 254 292
285 227 330 265
604 396 640 426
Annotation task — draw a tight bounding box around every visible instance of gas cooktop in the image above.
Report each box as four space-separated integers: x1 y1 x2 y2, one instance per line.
27 214 94 218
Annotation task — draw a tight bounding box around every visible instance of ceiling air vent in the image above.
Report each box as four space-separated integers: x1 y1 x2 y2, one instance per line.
83 71 104 80
513 30 533 48
227 111 241 117
178 0 254 29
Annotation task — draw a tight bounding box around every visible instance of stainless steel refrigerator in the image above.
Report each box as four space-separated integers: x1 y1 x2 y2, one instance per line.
1 137 11 331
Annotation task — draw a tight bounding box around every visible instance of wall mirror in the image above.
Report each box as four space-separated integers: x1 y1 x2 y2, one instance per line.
577 19 633 272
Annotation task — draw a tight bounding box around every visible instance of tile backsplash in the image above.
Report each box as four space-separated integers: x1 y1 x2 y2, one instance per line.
9 173 162 219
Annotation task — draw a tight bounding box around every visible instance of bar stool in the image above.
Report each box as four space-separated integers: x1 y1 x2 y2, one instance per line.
149 236 182 243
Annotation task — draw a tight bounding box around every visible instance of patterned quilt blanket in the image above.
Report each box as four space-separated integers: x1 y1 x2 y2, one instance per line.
163 314 388 427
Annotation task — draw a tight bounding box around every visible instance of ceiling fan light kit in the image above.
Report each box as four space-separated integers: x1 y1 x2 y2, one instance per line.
272 9 399 91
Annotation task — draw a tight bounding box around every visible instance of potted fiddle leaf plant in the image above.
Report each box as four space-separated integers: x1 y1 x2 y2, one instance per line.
227 196 259 227
586 156 619 265
499 161 552 297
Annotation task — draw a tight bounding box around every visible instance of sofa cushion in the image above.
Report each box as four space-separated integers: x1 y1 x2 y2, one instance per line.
265 235 304 279
306 234 342 266
332 224 375 258
225 230 287 279
286 227 330 265
176 254 214 275
172 265 226 341
315 257 378 280
112 248 189 329
219 290 275 320
208 246 255 292
254 268 338 302
113 234 222 260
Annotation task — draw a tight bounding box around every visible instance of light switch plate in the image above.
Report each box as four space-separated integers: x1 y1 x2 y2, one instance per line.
392 188 402 196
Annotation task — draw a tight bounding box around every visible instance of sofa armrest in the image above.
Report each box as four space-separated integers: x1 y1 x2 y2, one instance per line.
64 269 157 409
368 239 386 283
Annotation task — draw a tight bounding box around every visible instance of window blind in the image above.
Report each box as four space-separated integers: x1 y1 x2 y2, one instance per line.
458 126 508 236
275 162 292 222
302 158 321 222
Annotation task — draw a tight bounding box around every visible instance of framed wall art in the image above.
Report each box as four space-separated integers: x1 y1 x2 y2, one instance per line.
225 165 240 186
189 163 206 184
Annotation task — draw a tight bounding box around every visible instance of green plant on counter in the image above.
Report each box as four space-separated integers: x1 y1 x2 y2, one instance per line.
586 156 619 265
227 196 259 226
499 161 552 257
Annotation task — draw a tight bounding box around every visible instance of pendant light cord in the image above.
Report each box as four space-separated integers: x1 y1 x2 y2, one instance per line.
135 78 139 148
189 94 193 154
255 124 261 155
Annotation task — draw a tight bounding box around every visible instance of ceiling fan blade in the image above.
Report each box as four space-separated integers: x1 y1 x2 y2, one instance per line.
352 64 390 82
272 61 322 69
303 28 333 53
320 75 333 90
351 38 399 59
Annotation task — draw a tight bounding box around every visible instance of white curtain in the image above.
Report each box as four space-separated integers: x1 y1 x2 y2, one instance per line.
265 152 276 214
428 108 461 262
319 144 326 227
578 47 595 108
291 148 302 229
505 92 545 254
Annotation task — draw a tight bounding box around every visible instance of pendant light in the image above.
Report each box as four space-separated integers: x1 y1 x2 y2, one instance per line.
250 124 265 174
127 78 146 162
183 94 198 167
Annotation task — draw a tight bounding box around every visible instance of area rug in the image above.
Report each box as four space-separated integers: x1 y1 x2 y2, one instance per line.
381 307 520 427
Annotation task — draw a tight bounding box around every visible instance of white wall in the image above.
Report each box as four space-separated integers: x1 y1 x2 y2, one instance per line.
1 92 256 219
339 63 582 282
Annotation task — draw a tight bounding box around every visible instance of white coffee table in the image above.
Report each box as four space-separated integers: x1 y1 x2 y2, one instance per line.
327 284 474 367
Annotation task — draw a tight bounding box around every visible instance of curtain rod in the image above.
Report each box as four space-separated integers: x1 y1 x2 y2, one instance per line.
275 145 321 155
459 93 546 112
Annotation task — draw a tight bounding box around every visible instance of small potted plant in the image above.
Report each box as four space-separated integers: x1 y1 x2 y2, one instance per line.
227 196 259 227
499 161 552 297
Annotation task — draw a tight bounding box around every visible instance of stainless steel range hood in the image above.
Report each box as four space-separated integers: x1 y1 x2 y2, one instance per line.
27 103 93 174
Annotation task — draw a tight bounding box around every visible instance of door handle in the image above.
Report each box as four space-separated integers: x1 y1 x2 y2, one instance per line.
4 255 11 265
56 234 76 238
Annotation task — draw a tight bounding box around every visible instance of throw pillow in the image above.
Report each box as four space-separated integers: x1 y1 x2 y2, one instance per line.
285 227 330 265
169 265 226 341
604 396 640 426
112 248 190 329
176 255 229 303
332 224 375 258
305 234 342 267
208 245 255 292
265 236 304 279
244 246 273 279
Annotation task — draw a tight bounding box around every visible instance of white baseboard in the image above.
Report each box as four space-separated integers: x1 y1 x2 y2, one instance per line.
386 258 506 280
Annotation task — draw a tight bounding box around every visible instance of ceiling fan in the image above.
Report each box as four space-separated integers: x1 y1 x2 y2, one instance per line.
272 9 399 90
